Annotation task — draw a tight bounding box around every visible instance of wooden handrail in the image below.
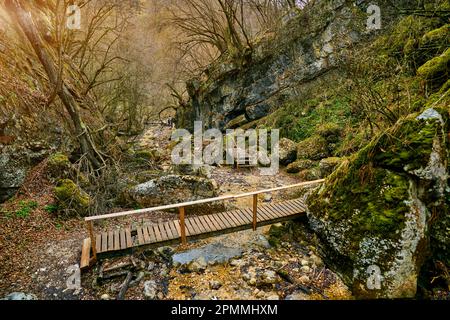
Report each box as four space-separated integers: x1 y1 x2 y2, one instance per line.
85 179 325 222
84 178 324 266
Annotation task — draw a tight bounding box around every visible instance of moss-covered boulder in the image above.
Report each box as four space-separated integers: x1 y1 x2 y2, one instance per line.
298 168 322 181
279 138 297 166
307 107 449 298
319 157 343 177
54 179 91 216
297 135 330 161
420 24 449 51
47 153 71 179
316 123 343 143
286 159 316 174
417 48 450 87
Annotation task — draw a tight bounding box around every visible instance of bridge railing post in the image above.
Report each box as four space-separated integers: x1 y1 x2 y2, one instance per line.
86 221 97 262
179 206 187 245
252 194 258 231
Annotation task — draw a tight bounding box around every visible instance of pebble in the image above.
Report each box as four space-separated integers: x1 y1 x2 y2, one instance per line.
299 275 310 283
230 259 244 267
263 194 272 202
2 292 37 300
301 266 311 273
143 280 158 300
262 270 277 284
209 281 222 290
160 266 169 277
285 292 310 300
100 294 110 300
301 259 309 266
267 294 280 300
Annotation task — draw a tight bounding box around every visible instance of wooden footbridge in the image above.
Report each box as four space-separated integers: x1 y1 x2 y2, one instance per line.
80 179 324 270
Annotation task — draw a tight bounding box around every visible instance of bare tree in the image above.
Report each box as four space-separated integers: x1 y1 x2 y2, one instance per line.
5 0 107 169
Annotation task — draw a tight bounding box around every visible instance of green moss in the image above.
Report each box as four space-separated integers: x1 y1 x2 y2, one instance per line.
54 179 91 216
47 152 71 177
286 159 316 173
373 115 443 171
379 15 439 58
44 204 59 214
297 135 329 160
48 153 70 166
298 167 322 181
420 24 449 49
316 123 343 143
133 149 162 165
134 150 153 160
308 106 446 243
417 48 450 84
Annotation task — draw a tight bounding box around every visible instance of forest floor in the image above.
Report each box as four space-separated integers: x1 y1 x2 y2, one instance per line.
0 124 351 300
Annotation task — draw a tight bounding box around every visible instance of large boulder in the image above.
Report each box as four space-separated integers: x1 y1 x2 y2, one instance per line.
319 157 343 177
297 135 330 161
0 151 27 202
47 153 71 178
0 144 50 203
307 107 449 298
286 159 316 174
172 243 243 272
279 138 297 166
127 175 219 207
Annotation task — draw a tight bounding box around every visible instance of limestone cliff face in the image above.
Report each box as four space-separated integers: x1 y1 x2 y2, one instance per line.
176 0 415 131
307 106 449 298
176 0 365 130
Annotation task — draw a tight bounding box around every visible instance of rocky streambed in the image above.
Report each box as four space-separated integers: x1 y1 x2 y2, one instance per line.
82 222 351 301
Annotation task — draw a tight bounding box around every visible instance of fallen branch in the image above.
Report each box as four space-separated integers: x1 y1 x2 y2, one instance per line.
117 272 133 300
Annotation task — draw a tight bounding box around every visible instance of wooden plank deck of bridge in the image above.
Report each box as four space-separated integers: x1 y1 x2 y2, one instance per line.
81 198 306 264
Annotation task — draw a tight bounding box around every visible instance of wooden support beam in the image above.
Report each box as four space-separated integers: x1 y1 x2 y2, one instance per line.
86 221 97 263
252 194 258 231
179 206 187 246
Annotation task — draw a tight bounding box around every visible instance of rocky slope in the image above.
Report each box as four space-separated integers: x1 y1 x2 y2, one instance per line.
176 0 413 130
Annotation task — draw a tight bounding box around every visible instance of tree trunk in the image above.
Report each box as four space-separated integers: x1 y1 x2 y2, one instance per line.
6 0 104 169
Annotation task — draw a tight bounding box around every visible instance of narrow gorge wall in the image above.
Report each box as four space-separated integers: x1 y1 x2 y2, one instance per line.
176 0 412 130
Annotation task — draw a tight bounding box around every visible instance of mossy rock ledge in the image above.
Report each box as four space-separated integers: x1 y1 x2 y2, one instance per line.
306 107 449 298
